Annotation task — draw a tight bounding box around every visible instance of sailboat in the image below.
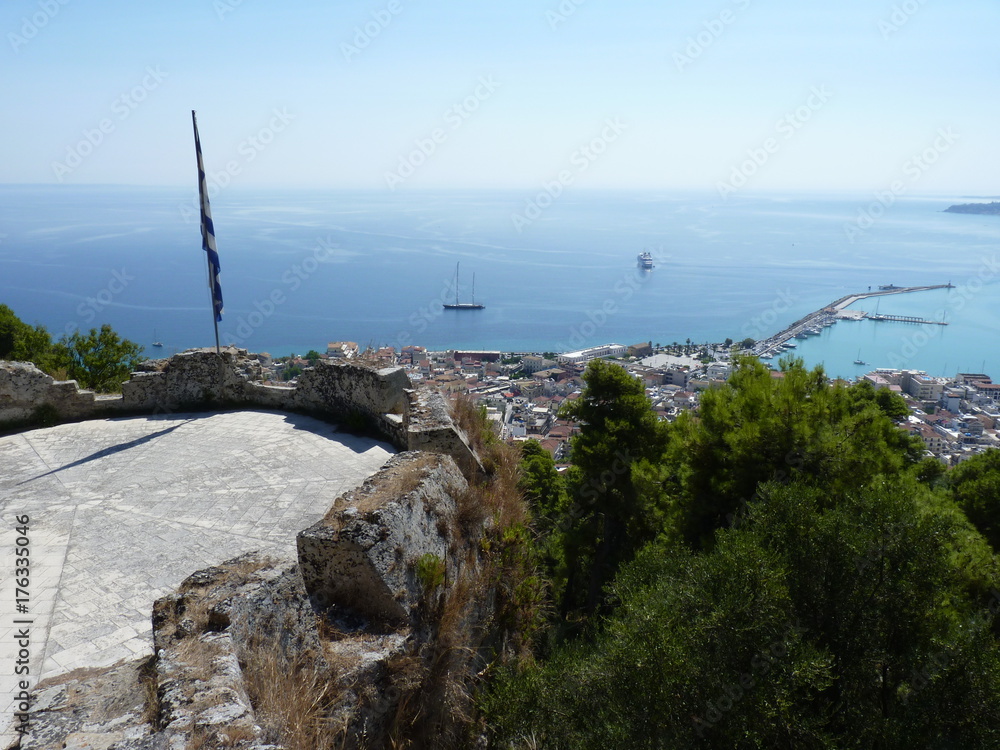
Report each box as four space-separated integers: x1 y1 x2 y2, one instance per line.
443 262 485 310
152 328 163 348
853 348 866 366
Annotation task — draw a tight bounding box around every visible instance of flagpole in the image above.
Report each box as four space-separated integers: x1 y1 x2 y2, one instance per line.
192 110 223 355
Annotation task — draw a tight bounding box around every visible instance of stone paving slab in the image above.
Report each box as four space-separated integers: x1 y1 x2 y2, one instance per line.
0 410 395 745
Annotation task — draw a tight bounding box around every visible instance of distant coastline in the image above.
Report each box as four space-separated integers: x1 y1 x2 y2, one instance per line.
944 201 1000 215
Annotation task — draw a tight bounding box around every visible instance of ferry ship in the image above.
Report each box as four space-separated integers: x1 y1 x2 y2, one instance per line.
637 251 654 269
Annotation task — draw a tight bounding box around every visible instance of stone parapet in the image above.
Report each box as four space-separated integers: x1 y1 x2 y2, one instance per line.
0 360 111 424
1 350 480 475
297 451 467 625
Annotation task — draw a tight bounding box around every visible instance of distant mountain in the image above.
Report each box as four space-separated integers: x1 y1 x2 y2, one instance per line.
945 202 1000 215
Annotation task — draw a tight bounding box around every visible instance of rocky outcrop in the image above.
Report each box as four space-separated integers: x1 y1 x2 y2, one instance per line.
298 452 466 624
15 452 489 750
12 660 158 750
404 387 480 477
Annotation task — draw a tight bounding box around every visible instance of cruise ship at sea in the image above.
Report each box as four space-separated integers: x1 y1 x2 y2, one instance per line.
637 251 654 269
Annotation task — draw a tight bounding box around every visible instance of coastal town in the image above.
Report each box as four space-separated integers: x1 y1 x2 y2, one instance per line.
255 338 1000 469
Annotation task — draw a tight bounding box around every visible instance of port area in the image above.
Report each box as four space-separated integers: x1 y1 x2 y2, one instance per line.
752 284 953 360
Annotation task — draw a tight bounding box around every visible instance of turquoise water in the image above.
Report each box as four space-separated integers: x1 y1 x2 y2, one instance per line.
0 186 997 379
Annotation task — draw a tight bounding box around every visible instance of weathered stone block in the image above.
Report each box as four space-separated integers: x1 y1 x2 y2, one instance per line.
297 452 466 624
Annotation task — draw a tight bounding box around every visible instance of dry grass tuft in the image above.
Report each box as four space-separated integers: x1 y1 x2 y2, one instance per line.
323 453 438 526
139 654 161 729
172 634 221 678
375 396 543 746
242 641 349 750
450 392 494 457
186 723 258 749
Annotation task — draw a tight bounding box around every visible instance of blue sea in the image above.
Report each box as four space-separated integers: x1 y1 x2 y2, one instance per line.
1 185 998 379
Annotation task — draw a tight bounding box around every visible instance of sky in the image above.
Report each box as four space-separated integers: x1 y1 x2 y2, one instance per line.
1 0 998 194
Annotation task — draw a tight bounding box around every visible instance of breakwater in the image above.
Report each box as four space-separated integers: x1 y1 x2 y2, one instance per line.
752 284 954 360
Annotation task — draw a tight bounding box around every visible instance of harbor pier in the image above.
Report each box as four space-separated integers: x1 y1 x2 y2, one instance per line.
752 283 953 360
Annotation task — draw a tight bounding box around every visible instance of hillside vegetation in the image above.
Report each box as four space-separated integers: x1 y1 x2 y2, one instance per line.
483 357 1000 748
945 201 1000 215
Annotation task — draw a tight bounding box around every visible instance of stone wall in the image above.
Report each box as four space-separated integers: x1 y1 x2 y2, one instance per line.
0 349 480 474
0 361 110 424
297 451 467 624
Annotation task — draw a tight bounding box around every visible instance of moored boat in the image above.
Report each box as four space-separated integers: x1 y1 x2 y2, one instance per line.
443 262 485 310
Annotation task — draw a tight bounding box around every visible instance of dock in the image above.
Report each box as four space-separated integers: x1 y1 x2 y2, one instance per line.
867 313 948 325
752 283 952 360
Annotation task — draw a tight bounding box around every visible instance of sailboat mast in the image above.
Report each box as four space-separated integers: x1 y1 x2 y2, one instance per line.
472 273 476 305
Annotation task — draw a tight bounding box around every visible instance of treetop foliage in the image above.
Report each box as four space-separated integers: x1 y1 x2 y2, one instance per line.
0 304 143 393
488 355 1000 747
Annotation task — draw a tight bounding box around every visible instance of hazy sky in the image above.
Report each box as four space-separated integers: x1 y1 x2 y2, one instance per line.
2 0 997 193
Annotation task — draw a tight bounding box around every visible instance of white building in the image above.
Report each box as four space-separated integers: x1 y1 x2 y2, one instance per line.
327 341 359 358
706 362 732 381
558 343 627 365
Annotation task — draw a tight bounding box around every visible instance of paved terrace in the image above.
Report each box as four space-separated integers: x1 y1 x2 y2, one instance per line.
0 410 395 745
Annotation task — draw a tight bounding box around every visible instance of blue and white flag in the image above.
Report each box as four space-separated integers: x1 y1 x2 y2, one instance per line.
192 110 223 322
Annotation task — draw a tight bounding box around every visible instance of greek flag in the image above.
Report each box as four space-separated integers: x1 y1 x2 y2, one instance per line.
192 110 223 322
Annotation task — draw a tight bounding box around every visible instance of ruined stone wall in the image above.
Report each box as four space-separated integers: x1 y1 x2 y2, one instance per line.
297 451 467 624
0 360 120 424
0 349 480 474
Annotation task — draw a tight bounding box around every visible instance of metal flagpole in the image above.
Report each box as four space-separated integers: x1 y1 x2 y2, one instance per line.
192 110 223 355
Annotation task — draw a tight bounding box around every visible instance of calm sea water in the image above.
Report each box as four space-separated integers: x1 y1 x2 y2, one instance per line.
0 186 997 379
